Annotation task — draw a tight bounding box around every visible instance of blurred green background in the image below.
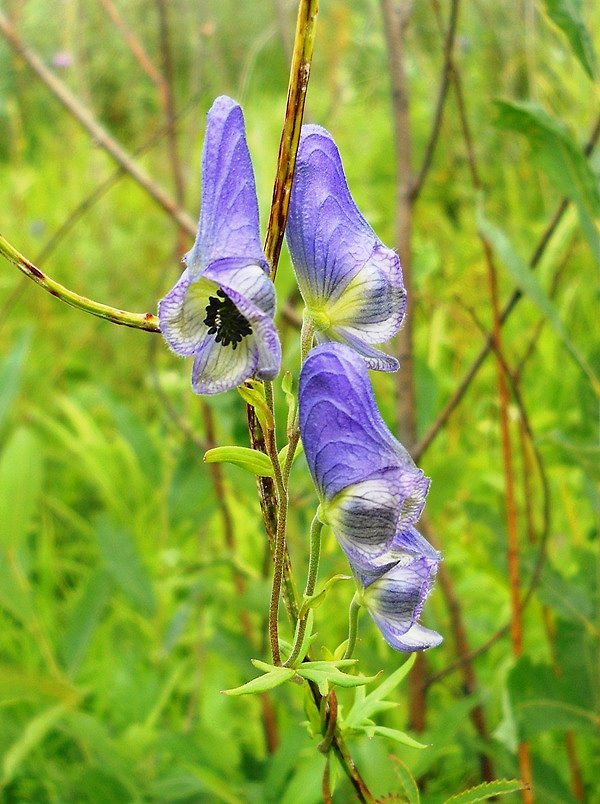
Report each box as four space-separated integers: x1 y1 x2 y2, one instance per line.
0 1 598 801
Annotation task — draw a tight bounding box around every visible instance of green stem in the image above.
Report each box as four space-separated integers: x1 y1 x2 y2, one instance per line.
343 593 362 660
282 316 314 486
284 515 323 667
0 233 160 332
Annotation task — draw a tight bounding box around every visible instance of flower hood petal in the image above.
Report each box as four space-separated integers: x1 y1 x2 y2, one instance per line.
186 96 268 276
286 125 405 369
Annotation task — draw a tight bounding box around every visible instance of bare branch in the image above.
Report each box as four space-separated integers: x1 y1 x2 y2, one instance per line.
0 11 196 237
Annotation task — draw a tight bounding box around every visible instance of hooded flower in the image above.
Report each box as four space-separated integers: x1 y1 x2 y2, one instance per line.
354 528 442 651
298 343 429 573
286 125 406 372
360 554 442 651
159 96 281 394
298 342 441 652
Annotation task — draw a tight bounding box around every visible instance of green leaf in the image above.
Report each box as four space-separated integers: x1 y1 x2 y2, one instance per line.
299 574 352 618
477 205 599 395
222 665 295 696
61 570 114 673
2 703 67 786
204 445 274 477
444 779 526 803
507 655 598 737
0 427 44 549
344 654 415 730
296 661 379 695
237 380 274 432
281 370 297 431
360 724 427 750
285 609 316 667
0 330 30 436
494 100 600 262
391 757 420 804
542 0 597 79
95 515 156 617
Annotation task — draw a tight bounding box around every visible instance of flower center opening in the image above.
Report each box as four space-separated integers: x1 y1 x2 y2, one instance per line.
204 288 253 350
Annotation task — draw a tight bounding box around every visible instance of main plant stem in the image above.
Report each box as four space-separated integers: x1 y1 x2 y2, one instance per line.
251 2 375 799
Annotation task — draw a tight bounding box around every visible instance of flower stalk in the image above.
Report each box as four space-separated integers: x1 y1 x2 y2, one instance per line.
0 233 160 332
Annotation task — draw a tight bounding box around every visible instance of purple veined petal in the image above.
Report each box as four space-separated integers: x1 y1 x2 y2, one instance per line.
316 329 400 372
287 126 380 303
379 623 443 652
204 257 275 317
325 476 402 570
363 558 440 652
287 125 406 369
186 96 268 276
326 245 406 343
158 269 218 356
192 334 258 395
390 527 442 563
298 344 424 500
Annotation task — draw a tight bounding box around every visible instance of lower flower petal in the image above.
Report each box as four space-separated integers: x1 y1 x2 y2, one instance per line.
192 335 258 394
159 270 218 356
376 622 443 652
363 557 438 643
326 245 406 344
317 328 400 372
326 478 400 569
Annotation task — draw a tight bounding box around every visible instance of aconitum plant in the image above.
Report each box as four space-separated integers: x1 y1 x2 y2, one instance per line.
0 9 449 798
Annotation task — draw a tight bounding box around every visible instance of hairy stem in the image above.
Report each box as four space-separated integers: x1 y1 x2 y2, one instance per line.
343 593 361 661
283 515 323 667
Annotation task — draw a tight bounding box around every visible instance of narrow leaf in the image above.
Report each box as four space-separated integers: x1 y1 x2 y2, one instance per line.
494 100 600 261
477 206 599 394
542 0 597 79
95 515 156 616
391 757 420 804
0 427 44 549
2 704 66 786
362 725 427 750
204 445 274 477
61 570 114 673
222 666 295 696
345 654 415 729
0 330 30 435
444 779 526 803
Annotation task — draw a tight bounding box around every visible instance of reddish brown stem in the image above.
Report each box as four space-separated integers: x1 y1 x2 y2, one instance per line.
481 234 533 800
98 0 165 89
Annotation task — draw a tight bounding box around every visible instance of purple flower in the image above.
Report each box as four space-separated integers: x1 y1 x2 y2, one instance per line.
298 342 441 652
286 126 406 371
298 343 429 572
159 96 281 394
361 556 442 651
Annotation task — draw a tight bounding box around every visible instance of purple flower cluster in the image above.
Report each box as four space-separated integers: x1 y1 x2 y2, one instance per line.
158 96 441 652
299 344 442 652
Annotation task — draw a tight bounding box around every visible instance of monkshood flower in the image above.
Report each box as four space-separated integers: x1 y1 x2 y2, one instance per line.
286 125 406 371
159 96 281 394
298 343 430 572
354 529 443 652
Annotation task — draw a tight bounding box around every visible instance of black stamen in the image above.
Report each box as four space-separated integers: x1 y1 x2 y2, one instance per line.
204 288 253 348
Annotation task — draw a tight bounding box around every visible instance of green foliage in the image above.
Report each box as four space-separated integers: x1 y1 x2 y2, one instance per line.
542 0 598 78
0 0 598 801
204 445 275 477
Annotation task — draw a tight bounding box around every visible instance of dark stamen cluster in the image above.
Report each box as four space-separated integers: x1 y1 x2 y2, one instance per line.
204 288 253 349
